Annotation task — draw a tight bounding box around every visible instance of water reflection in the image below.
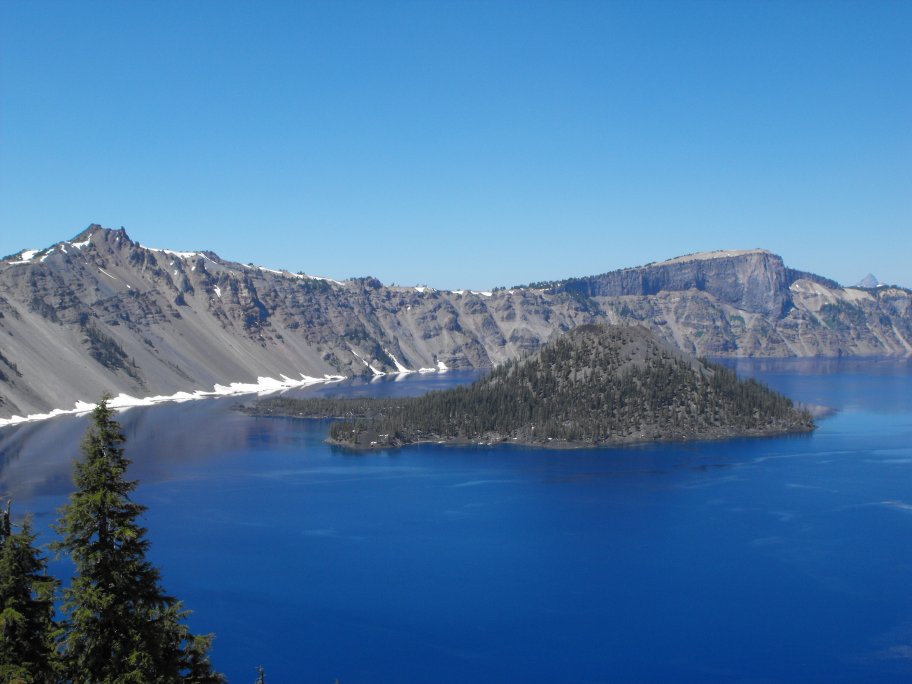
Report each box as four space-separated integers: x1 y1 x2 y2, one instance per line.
0 371 484 502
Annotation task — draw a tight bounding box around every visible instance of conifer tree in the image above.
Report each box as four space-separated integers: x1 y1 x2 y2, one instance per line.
54 397 223 683
0 500 59 683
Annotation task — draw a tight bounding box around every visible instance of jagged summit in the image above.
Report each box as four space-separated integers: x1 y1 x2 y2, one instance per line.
71 223 111 242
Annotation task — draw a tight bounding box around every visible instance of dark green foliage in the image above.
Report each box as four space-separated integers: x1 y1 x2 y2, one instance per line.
350 276 382 290
255 325 813 448
178 632 224 684
342 325 371 343
819 301 867 330
0 502 59 683
371 343 396 369
28 296 60 323
53 398 223 683
78 317 142 382
785 267 841 290
295 277 333 293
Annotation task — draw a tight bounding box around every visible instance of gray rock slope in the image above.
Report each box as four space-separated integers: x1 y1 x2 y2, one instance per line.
1 227 909 418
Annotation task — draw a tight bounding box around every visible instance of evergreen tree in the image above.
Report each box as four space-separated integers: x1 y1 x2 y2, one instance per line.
0 500 59 684
54 397 223 683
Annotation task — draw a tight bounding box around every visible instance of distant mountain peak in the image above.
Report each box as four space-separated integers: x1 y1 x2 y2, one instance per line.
854 273 884 289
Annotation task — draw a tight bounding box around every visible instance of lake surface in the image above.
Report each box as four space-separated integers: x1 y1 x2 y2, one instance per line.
2 359 912 683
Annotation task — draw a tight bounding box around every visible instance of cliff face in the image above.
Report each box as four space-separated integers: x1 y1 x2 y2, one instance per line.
0 227 910 419
559 249 793 317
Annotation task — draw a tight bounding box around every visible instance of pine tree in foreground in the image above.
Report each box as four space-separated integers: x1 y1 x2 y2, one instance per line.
0 500 59 683
53 397 224 683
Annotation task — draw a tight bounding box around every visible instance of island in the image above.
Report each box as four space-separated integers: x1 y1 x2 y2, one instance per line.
247 324 815 449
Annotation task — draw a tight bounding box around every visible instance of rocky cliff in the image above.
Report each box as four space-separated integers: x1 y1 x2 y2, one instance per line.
0 226 909 419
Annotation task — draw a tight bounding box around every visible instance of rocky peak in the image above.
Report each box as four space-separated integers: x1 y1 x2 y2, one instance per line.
855 274 883 289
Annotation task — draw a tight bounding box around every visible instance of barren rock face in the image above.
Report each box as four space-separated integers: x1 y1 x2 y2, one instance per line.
1 226 910 419
557 250 793 316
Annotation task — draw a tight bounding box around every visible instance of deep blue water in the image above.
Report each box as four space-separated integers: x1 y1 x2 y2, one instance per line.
2 360 912 683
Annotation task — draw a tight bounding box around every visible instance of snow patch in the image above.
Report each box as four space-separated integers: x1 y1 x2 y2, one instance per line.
252 265 343 285
351 349 385 377
303 274 344 285
140 245 203 260
70 239 91 250
384 348 413 374
447 289 491 297
437 360 449 371
213 285 222 298
98 268 117 280
0 373 347 429
162 249 200 259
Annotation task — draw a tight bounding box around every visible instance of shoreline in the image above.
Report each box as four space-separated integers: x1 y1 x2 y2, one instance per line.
322 422 817 452
0 372 352 429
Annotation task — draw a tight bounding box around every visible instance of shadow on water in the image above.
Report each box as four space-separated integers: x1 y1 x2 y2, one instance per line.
0 371 485 502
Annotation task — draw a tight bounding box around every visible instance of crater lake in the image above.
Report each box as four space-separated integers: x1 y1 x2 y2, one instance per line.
2 359 911 683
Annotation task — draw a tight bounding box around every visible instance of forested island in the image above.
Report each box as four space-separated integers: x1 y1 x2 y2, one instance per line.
248 324 815 449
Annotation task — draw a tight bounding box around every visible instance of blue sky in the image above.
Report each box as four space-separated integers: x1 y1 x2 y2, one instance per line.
1 0 909 290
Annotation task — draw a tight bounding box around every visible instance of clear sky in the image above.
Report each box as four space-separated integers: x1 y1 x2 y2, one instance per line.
1 0 909 290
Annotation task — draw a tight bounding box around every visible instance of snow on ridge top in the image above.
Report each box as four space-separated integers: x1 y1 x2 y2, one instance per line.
656 249 771 267
448 289 493 297
138 242 343 284
303 274 344 285
253 265 343 285
140 245 202 260
163 249 201 259
3 248 42 266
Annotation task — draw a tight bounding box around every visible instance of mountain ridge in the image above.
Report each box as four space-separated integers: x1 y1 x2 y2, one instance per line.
0 224 910 421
